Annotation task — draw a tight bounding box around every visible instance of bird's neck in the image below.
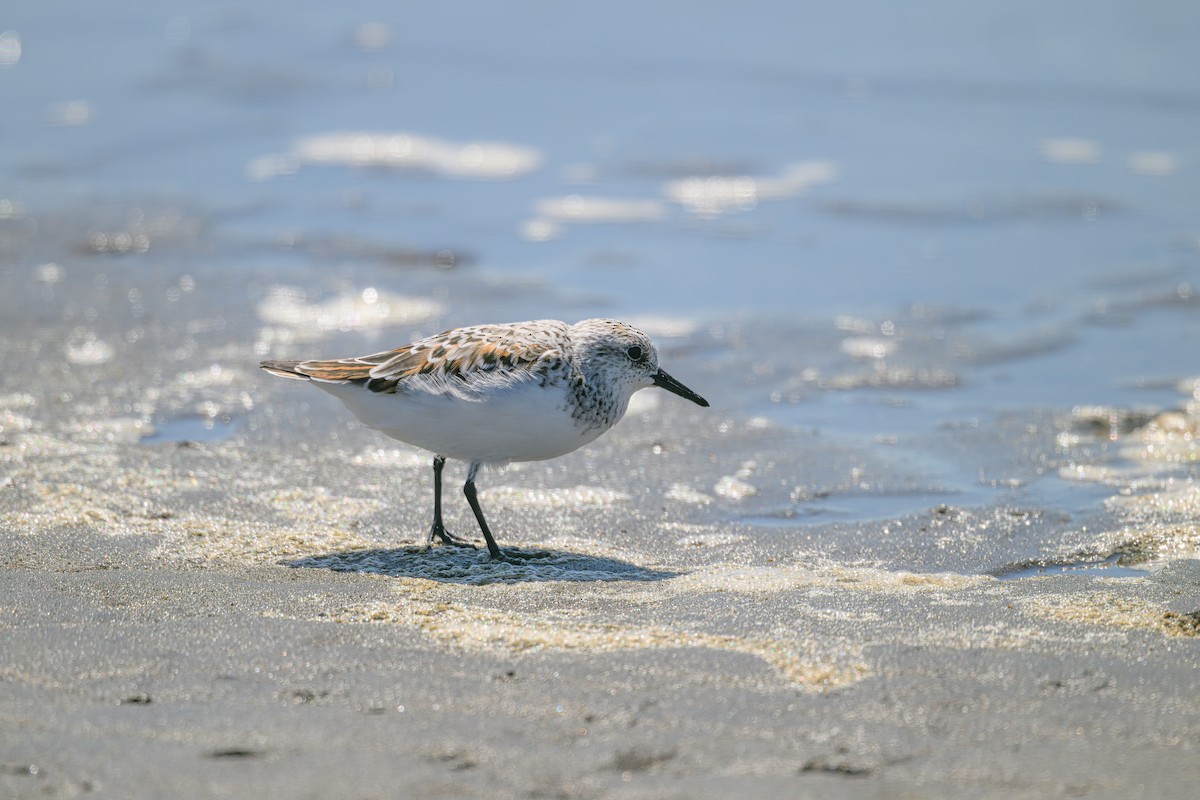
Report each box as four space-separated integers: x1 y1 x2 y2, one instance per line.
570 360 632 433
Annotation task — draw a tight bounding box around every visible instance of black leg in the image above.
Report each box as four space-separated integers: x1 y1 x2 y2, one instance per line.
426 455 444 547
463 461 506 560
428 455 475 549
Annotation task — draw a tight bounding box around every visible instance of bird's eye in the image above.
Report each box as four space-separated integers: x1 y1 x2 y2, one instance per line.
626 345 643 362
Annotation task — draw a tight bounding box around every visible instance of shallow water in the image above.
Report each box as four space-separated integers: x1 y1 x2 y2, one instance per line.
5 10 1200 795
995 553 1151 580
3 1 1199 570
140 415 240 444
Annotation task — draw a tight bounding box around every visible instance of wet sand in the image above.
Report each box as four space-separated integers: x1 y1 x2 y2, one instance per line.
2 234 1199 798
4 2 1200 796
3 425 1199 799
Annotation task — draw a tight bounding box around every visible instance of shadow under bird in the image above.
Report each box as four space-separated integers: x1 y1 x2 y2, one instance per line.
261 318 709 560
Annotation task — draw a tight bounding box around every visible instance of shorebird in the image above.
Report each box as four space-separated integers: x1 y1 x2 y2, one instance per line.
261 318 708 559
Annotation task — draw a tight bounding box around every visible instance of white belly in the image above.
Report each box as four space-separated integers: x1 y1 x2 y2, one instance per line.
317 379 615 463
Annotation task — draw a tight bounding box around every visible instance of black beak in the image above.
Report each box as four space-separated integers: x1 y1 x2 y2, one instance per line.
652 368 709 407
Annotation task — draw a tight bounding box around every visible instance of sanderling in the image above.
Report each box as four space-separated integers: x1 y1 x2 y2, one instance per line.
261 318 708 560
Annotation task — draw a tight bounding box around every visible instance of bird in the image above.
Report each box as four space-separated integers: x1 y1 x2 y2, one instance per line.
260 318 709 560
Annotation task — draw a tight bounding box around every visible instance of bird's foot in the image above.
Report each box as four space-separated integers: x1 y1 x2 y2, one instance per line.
430 524 478 549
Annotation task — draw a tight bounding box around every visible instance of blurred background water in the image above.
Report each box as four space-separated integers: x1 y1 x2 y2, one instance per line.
3 0 1199 542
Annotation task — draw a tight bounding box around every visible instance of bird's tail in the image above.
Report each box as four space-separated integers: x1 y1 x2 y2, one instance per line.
259 360 311 381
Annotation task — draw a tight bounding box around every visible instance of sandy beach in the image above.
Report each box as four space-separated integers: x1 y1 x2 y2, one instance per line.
3 1 1200 796
2 262 1198 797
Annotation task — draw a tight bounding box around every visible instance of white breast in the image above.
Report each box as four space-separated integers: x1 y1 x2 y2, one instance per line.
316 379 617 464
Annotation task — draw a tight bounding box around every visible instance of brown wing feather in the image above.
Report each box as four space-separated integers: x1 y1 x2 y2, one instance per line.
371 339 544 381
260 356 381 382
260 322 568 395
